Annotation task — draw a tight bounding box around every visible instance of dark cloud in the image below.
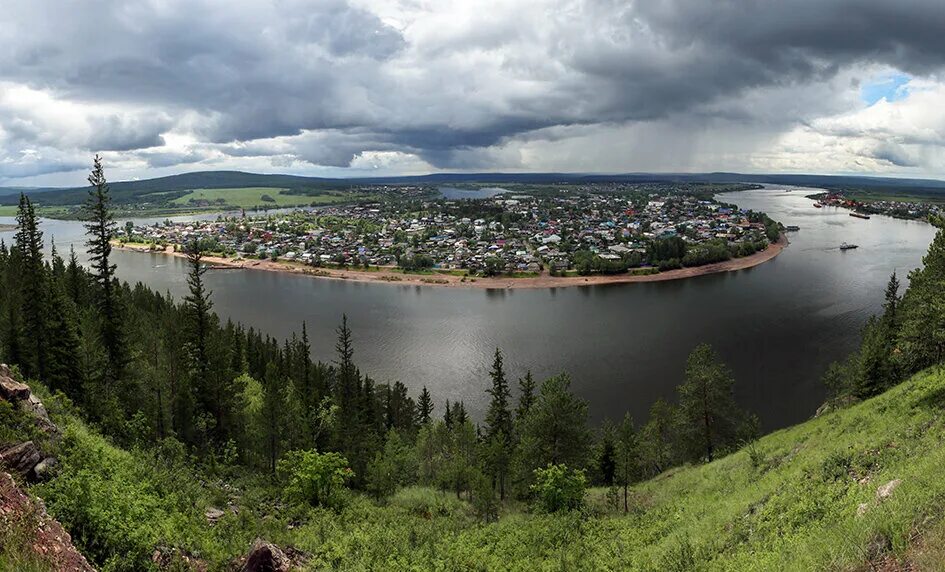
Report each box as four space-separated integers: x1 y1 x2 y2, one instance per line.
1 0 945 178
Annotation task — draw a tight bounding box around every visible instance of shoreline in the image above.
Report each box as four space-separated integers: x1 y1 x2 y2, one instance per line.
115 234 788 289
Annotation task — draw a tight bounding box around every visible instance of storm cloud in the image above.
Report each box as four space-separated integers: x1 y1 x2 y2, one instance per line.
2 0 945 183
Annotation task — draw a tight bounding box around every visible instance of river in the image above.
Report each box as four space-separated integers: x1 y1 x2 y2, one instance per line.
0 187 937 430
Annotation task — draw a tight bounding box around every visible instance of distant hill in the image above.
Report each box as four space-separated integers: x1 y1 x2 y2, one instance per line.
5 170 945 206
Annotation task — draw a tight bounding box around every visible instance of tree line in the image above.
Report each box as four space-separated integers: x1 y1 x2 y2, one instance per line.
0 156 758 514
823 215 945 404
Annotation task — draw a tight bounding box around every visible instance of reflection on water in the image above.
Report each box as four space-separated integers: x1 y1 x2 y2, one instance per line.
0 187 937 429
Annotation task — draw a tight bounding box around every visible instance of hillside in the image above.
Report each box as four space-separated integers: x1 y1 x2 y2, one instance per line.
2 365 942 570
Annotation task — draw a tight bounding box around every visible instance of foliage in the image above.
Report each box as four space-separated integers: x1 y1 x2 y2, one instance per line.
277 449 354 509
530 464 587 513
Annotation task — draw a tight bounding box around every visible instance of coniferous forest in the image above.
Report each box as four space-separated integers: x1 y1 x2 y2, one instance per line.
3 157 945 570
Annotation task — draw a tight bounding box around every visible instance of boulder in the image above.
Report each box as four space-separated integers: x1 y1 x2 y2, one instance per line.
0 441 43 477
240 539 292 572
876 479 901 502
205 507 225 524
0 375 30 402
31 457 60 482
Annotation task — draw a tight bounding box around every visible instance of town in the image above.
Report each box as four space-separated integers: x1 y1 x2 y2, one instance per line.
810 191 944 221
122 185 782 277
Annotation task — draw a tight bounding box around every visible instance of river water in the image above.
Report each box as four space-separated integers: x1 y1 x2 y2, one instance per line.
0 187 937 430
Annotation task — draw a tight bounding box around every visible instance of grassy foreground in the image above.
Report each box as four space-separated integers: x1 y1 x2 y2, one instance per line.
15 367 945 571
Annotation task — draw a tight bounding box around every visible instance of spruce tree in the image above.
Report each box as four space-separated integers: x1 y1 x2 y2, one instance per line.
184 240 219 438
483 348 513 499
14 194 47 380
515 370 535 421
84 155 126 385
45 247 82 396
417 386 433 425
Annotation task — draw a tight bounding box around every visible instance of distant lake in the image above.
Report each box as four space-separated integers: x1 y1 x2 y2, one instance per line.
0 187 936 431
439 186 510 199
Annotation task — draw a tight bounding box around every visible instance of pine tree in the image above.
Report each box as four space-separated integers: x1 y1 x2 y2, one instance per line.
184 241 212 383
84 155 126 385
45 247 82 396
444 399 453 427
677 344 745 463
641 398 676 476
515 370 536 421
514 373 591 494
614 413 639 513
483 348 514 499
417 386 433 425
898 228 945 371
65 245 84 306
14 194 48 380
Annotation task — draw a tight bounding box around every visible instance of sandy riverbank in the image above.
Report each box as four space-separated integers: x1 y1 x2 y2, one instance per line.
116 234 788 289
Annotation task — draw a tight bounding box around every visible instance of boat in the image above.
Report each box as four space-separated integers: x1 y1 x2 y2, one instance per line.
840 242 859 250
784 225 800 232
813 203 822 208
849 212 871 220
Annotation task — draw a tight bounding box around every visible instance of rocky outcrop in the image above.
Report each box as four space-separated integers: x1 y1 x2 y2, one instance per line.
234 539 309 572
0 364 60 482
0 471 95 571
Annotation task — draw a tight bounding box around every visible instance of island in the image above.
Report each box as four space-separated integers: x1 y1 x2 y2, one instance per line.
116 183 787 288
0 223 16 232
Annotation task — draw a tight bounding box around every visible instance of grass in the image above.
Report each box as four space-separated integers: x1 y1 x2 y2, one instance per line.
22 367 945 570
170 187 376 209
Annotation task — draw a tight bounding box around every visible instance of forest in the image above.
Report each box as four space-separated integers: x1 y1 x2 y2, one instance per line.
3 157 945 570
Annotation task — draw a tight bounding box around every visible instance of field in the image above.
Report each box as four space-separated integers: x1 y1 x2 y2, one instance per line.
170 187 376 209
15 366 945 570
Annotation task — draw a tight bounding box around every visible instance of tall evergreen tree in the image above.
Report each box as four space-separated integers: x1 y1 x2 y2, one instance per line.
417 386 433 425
184 240 222 440
899 228 945 371
641 398 676 476
14 194 47 380
483 348 514 499
84 155 126 386
45 247 82 396
677 344 744 463
514 373 591 494
515 370 536 421
614 413 639 513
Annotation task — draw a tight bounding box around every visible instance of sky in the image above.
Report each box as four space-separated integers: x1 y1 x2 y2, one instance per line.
2 0 945 186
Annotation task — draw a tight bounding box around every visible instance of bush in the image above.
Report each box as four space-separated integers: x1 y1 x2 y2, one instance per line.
277 449 353 509
530 464 586 513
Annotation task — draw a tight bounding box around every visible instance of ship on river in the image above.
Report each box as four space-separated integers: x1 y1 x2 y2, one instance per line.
849 212 871 220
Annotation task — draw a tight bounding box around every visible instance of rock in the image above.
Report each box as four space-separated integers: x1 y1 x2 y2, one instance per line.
0 374 30 401
0 472 95 571
0 363 12 378
31 457 60 482
877 479 901 502
240 539 292 572
19 393 61 441
0 441 43 477
205 507 225 523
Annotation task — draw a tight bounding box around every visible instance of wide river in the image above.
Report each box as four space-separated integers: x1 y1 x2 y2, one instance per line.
0 187 937 430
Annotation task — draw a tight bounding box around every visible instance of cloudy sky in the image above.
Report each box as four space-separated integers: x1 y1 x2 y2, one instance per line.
2 0 945 186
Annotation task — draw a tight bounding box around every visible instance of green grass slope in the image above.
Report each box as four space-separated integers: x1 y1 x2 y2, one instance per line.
22 367 945 571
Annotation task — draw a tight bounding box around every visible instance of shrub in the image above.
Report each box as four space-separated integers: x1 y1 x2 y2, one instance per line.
277 449 353 509
530 464 586 513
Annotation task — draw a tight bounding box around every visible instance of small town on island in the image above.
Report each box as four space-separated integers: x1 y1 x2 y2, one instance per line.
119 183 783 283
